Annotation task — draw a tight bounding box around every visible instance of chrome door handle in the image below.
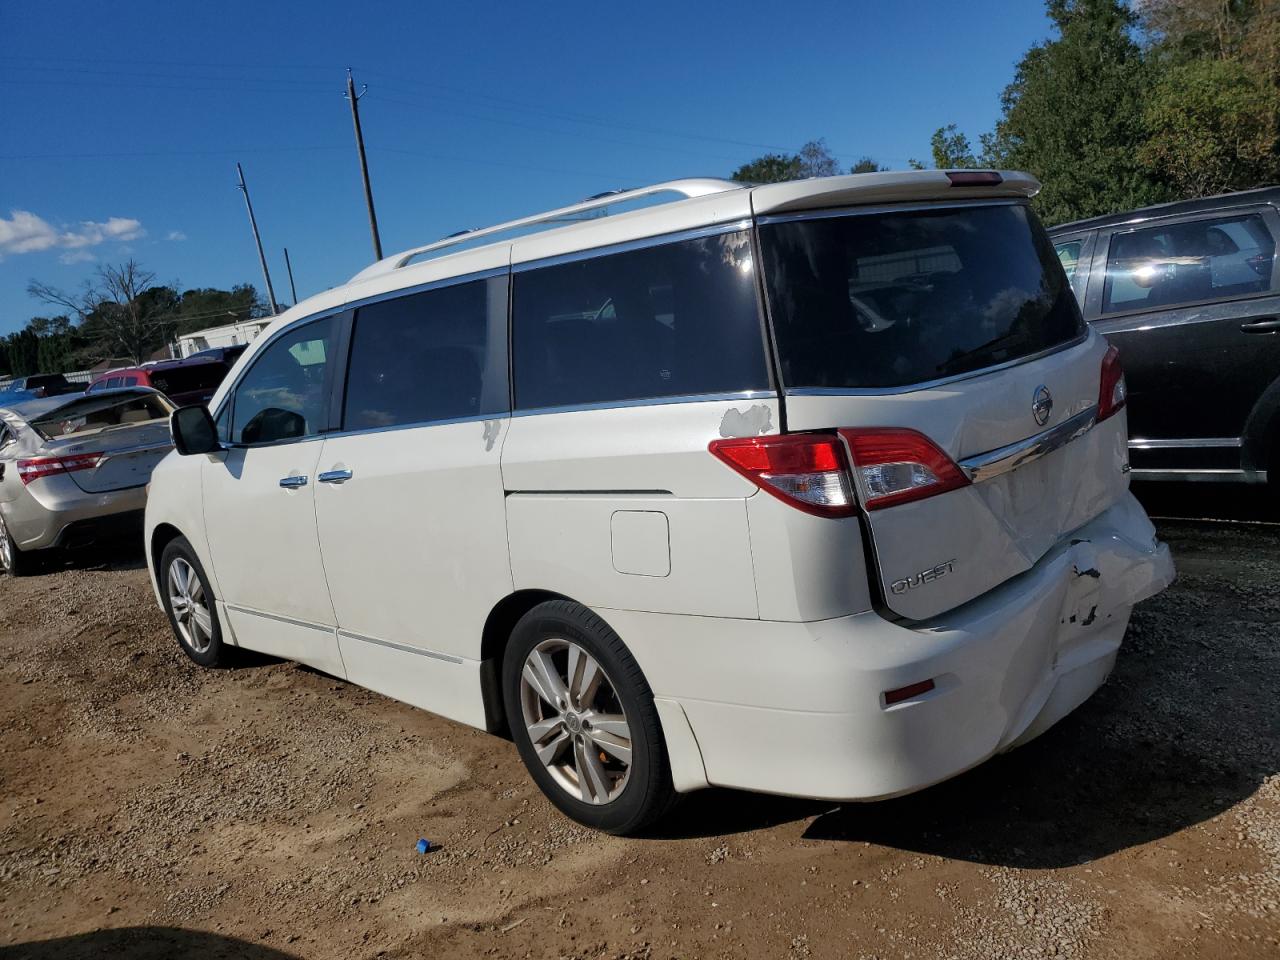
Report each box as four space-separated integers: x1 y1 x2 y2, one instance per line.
278 475 308 489
1240 317 1280 333
317 469 353 484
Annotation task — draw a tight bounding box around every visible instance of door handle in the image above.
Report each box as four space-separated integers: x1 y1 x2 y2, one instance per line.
278 475 308 489
317 469 353 484
1240 318 1280 333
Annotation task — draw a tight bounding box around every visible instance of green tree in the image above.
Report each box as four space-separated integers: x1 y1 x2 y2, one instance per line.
173 284 263 337
732 139 842 183
850 156 888 173
930 124 980 168
983 0 1165 224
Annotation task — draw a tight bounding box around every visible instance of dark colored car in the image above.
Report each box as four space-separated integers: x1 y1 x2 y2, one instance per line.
0 373 80 399
87 357 233 407
184 344 249 366
1050 186 1280 485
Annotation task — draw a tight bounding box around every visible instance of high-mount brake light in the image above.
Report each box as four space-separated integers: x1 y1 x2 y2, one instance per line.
15 452 104 485
708 434 855 518
839 428 970 511
945 171 1004 186
1097 344 1127 422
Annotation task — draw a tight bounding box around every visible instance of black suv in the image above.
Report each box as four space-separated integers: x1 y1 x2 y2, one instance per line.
0 373 79 398
1051 187 1280 485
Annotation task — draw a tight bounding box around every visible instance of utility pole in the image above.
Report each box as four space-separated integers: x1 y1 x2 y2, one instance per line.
235 162 280 316
345 67 383 261
283 247 299 305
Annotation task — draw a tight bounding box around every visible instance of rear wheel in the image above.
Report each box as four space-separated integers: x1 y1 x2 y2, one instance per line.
503 600 676 835
160 536 231 667
0 512 37 578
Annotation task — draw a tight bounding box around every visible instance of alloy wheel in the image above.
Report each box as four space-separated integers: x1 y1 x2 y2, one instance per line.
519 638 633 805
167 557 213 653
0 513 12 573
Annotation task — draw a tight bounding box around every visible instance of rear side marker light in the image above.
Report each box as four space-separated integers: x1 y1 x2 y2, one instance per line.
15 452 104 485
1097 344 1127 422
839 428 970 510
946 171 1003 186
708 434 855 518
884 678 936 706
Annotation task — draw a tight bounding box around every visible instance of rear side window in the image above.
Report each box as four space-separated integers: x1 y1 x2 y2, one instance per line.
1103 213 1277 314
1054 240 1083 280
230 317 336 445
343 276 506 431
512 229 769 410
758 204 1083 390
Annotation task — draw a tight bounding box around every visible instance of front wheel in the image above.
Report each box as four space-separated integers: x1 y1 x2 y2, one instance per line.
159 536 232 667
503 600 676 835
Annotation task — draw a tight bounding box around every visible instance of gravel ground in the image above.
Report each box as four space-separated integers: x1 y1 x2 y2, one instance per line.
0 489 1277 960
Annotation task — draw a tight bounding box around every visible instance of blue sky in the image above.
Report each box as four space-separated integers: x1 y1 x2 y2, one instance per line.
1 0 1056 334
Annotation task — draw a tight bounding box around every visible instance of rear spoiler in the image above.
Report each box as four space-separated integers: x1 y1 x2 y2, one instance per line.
750 170 1040 217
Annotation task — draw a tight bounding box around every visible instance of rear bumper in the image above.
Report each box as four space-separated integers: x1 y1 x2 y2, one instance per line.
2 478 148 551
603 492 1175 801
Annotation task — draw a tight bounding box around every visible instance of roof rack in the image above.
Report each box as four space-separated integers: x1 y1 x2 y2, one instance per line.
349 178 744 283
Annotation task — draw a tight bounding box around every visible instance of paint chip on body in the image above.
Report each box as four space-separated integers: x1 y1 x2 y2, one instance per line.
719 404 773 438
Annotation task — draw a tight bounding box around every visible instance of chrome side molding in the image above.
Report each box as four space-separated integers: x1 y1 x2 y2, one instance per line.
959 406 1098 484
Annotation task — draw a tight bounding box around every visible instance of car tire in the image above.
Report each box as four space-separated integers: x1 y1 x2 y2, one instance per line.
0 512 37 578
159 536 232 668
503 600 677 835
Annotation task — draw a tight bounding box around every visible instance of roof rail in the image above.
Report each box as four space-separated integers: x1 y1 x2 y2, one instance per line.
349 178 744 283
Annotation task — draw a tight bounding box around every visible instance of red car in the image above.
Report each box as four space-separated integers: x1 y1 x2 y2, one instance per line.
86 357 233 407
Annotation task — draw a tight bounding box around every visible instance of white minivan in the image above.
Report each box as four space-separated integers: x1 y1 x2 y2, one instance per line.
146 171 1174 834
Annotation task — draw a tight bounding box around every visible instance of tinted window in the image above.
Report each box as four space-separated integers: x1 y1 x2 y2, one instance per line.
231 317 335 444
150 363 227 397
105 377 123 389
30 392 173 440
512 230 768 410
343 277 506 430
759 204 1083 390
1103 213 1276 314
1055 240 1083 280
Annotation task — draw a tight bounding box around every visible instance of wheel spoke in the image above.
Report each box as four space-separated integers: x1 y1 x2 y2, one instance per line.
535 729 570 767
169 560 188 598
523 650 569 709
567 646 602 709
527 715 564 741
574 737 612 804
191 605 212 639
189 578 205 604
588 728 632 765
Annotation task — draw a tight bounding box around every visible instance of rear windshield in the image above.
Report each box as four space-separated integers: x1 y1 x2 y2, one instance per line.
149 363 227 396
758 203 1084 390
30 392 173 440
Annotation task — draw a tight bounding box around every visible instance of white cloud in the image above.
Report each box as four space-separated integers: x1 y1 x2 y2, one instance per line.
167 230 187 242
0 210 146 260
59 250 96 265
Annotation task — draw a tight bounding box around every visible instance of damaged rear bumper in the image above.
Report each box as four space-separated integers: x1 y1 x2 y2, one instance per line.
609 492 1175 801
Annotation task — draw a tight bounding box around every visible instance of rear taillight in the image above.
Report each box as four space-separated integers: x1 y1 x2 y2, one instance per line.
1098 344 1127 422
946 170 1003 186
708 434 856 518
839 428 970 511
16 452 103 485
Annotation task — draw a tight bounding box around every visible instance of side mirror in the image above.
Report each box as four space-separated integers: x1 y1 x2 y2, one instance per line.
171 405 222 456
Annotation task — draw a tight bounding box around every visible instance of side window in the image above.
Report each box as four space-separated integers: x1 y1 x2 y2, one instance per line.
1054 240 1083 281
342 276 506 431
87 380 104 393
1103 213 1276 314
230 316 336 445
105 377 123 389
124 376 139 387
512 229 768 410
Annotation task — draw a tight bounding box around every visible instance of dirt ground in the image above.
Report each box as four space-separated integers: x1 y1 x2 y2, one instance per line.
1 486 1277 960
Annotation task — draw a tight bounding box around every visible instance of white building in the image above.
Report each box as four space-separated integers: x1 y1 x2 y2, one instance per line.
175 318 273 358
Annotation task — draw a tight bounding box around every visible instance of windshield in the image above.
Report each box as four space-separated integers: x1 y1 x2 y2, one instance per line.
30 392 174 440
758 203 1084 390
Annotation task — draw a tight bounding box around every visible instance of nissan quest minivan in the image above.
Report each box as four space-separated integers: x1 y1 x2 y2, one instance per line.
145 171 1174 834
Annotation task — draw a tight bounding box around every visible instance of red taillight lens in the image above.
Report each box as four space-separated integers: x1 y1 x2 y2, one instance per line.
1098 344 1127 422
839 428 970 510
946 170 1003 186
16 452 103 485
708 434 855 518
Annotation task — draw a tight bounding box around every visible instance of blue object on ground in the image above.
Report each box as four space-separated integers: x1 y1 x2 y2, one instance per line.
416 838 432 854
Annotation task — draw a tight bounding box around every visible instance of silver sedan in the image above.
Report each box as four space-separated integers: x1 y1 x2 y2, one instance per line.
0 388 175 576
